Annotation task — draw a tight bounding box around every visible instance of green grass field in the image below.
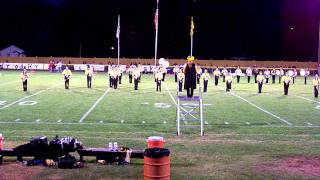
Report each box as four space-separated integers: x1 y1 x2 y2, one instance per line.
0 70 320 179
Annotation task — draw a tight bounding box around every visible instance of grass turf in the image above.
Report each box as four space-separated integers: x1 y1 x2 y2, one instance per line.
0 70 320 179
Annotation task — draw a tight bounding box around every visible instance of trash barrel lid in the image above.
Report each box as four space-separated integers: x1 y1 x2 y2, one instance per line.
144 148 170 158
147 136 164 142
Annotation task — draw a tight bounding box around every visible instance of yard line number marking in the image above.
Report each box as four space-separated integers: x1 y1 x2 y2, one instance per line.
0 84 60 110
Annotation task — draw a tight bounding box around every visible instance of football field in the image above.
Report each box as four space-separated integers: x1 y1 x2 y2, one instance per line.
1 70 320 179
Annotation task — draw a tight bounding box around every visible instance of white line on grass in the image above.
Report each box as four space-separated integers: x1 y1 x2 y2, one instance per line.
15 118 20 122
79 88 111 123
1 121 320 128
3 130 320 137
6 135 320 142
163 82 177 105
163 82 200 120
0 84 60 110
230 92 292 126
292 95 320 104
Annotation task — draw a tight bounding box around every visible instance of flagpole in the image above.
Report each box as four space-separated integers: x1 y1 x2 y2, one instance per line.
191 34 193 56
190 16 194 56
154 0 159 67
117 15 120 66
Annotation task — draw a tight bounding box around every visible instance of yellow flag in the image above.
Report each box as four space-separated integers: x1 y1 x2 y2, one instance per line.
190 16 195 36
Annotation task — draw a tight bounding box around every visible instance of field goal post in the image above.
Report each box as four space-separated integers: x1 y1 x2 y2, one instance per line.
176 86 204 136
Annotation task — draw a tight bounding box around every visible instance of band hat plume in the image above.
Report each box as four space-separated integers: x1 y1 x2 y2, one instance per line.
187 56 195 62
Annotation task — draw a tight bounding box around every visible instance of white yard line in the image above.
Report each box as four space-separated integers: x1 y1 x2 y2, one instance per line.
0 84 60 110
6 135 320 142
79 88 111 123
292 95 320 104
163 82 177 105
0 121 320 128
1 130 166 134
163 82 199 120
230 92 292 126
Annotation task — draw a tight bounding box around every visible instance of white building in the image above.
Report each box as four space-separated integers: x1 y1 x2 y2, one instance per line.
0 45 26 57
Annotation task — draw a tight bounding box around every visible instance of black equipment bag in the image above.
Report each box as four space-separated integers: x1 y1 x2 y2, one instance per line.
58 155 76 169
30 136 48 146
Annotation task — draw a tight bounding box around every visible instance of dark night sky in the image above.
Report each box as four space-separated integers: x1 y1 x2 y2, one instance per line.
0 0 319 60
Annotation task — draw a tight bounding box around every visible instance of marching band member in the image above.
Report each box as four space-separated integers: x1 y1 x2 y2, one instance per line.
279 67 284 84
282 71 292 95
253 65 259 83
127 66 133 83
304 69 310 85
112 67 119 89
138 64 144 83
196 65 202 84
177 69 184 92
246 66 252 83
257 71 265 93
62 66 72 89
292 68 297 84
173 65 179 82
225 72 233 92
235 66 242 84
133 67 140 90
221 67 228 82
313 74 319 98
108 66 114 88
213 68 221 86
264 68 270 84
271 68 276 84
155 68 163 92
184 56 197 97
20 67 29 91
117 66 123 84
85 65 93 88
201 69 210 93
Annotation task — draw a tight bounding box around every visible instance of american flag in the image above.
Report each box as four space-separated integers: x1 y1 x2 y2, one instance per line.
116 15 120 39
154 1 159 29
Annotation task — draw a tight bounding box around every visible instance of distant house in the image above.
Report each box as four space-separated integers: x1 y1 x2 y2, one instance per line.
0 45 26 57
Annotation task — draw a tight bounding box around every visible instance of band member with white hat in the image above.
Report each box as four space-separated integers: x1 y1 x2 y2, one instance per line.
213 67 221 86
235 66 242 84
257 71 265 93
225 72 233 92
201 69 210 93
246 66 252 83
20 67 29 91
62 66 72 89
271 67 276 84
313 74 319 98
282 71 292 95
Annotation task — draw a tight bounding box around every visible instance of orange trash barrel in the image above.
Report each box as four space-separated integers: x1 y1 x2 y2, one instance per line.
144 148 170 180
0 134 4 150
147 136 165 149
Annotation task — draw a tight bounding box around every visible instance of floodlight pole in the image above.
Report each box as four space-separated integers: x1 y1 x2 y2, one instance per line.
117 15 120 66
154 0 159 67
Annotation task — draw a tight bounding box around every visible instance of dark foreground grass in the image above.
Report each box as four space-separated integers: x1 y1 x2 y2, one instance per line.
0 70 320 179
